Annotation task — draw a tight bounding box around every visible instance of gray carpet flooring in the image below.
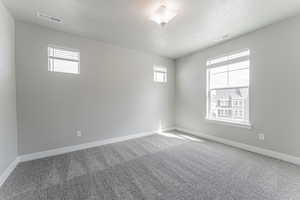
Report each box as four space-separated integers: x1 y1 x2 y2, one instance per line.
1 131 300 200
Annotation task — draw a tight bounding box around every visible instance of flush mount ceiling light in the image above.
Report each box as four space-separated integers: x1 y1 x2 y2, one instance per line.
150 0 178 27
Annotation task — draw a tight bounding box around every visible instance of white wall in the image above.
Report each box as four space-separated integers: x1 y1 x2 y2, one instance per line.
16 21 175 155
176 15 300 158
0 2 18 175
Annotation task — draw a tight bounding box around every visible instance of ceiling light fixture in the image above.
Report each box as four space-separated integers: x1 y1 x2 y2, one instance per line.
150 0 178 27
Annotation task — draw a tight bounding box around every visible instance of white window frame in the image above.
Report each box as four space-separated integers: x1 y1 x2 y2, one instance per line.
153 66 167 83
48 45 80 74
206 49 251 129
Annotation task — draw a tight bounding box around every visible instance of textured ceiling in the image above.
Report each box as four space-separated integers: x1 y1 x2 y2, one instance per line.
3 0 300 59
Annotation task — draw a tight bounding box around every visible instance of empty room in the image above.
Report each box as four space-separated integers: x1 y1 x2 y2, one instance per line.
1 0 300 199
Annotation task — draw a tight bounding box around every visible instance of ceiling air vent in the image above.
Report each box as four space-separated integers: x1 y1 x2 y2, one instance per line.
37 12 63 24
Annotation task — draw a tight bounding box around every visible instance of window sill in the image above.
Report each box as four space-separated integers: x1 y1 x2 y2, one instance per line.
205 118 252 129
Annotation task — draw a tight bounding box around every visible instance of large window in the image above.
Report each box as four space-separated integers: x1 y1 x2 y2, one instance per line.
206 49 250 126
48 46 80 74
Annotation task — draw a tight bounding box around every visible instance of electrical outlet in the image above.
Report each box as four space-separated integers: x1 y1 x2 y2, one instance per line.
258 133 265 141
76 130 82 137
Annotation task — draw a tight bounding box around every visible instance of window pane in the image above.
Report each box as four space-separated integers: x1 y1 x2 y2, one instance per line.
154 66 167 83
228 60 249 71
228 68 249 87
208 61 249 89
49 47 80 60
209 66 228 88
154 66 167 73
210 65 228 74
154 71 166 82
208 88 249 123
50 58 79 74
210 72 227 89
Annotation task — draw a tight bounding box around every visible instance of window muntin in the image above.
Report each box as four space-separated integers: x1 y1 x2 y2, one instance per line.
206 49 250 126
48 46 80 74
154 66 167 83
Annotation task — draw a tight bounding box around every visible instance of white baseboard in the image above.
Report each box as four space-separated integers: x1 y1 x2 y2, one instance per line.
2 126 298 187
0 158 19 187
1 128 175 187
176 127 300 166
19 127 175 163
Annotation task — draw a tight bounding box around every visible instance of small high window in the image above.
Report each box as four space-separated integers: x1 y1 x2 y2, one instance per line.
206 49 250 126
154 66 167 83
48 46 80 74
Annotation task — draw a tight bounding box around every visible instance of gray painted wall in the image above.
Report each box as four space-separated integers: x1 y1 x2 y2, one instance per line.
16 22 175 155
0 2 18 174
176 15 300 157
